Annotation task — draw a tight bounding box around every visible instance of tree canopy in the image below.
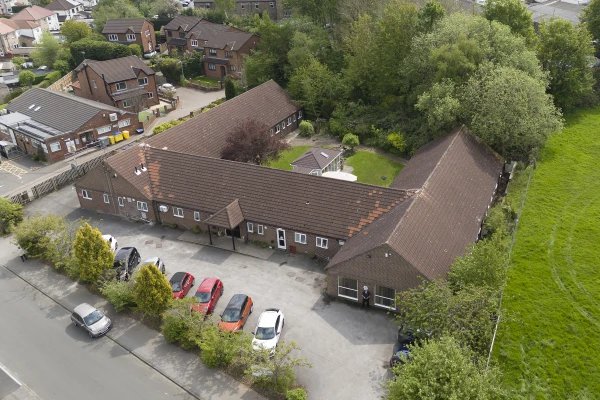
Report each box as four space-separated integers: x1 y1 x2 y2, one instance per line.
484 0 535 43
73 222 114 283
92 0 143 32
31 32 61 68
60 20 92 43
221 119 290 164
0 198 23 235
133 263 172 317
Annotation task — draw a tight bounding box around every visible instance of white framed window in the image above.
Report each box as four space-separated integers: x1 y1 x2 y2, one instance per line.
116 82 127 91
269 1 274 7
173 207 184 218
374 286 396 310
281 120 286 130
122 100 131 108
97 125 111 135
316 236 328 249
138 77 148 86
118 197 124 207
287 116 292 126
225 50 232 58
147 92 154 99
293 114 297 122
49 141 61 152
338 277 358 300
208 63 216 70
269 128 274 135
255 3 259 8
275 124 280 133
191 39 198 47
257 224 264 235
137 201 148 212
108 34 118 41
209 48 217 55
103 193 110 203
126 33 136 41
118 119 131 128
298 110 303 119
194 211 200 221
241 3 245 8
294 232 307 244
247 222 254 233
81 189 91 200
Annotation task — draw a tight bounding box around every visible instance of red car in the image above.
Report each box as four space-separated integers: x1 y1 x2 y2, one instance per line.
191 278 224 315
169 271 195 299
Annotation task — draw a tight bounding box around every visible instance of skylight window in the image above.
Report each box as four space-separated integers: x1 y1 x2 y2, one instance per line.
28 104 35 109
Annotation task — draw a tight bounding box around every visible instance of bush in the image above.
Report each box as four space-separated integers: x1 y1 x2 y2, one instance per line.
13 215 66 260
128 43 142 57
153 118 187 134
70 39 132 66
286 388 308 400
387 132 406 153
225 77 236 100
328 117 347 138
133 263 172 317
161 299 206 350
298 120 315 137
4 88 23 104
19 70 35 87
101 280 136 312
155 57 182 84
73 222 114 284
200 324 251 368
33 73 47 85
0 198 23 235
342 133 360 150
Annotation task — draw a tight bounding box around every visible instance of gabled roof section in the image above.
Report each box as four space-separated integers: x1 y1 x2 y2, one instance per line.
163 15 202 32
291 147 342 171
146 80 298 158
102 18 148 34
328 127 503 280
46 0 80 11
6 88 125 133
139 147 412 239
12 5 56 21
204 199 244 229
163 16 255 51
0 18 18 34
76 56 155 84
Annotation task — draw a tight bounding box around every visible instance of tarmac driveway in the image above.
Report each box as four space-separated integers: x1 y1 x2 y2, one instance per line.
25 186 398 399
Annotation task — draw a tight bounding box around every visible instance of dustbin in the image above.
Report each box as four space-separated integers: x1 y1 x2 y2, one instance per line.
98 136 110 148
136 128 144 134
122 130 130 139
108 136 115 145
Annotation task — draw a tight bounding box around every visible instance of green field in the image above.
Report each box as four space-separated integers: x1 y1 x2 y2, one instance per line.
494 108 600 397
269 147 403 187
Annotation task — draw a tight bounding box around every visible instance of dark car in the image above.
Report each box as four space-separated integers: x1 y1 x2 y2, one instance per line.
170 271 195 299
389 327 416 368
113 247 141 281
191 277 224 315
218 294 254 332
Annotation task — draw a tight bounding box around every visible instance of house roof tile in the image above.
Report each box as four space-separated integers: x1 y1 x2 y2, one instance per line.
164 16 256 51
12 5 56 20
46 0 80 11
102 18 149 34
204 199 244 229
0 18 17 34
291 147 342 171
76 56 155 84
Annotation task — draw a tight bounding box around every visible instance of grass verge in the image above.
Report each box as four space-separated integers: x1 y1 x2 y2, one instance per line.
268 146 311 171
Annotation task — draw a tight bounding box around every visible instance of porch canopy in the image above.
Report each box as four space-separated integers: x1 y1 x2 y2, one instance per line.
204 198 244 250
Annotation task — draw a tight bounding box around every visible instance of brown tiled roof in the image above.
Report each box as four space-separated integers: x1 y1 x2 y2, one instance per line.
146 80 298 158
76 56 155 84
12 5 55 20
143 147 412 239
46 0 78 11
204 199 244 229
102 18 148 34
163 15 201 32
0 18 17 34
11 19 40 29
107 144 152 198
327 127 503 280
163 16 255 51
291 147 342 171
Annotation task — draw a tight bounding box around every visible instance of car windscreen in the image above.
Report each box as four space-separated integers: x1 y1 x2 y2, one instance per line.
83 310 103 326
195 291 211 303
221 308 241 322
254 327 275 340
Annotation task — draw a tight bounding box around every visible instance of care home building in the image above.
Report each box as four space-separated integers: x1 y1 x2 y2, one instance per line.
163 16 258 79
72 56 159 111
0 88 138 162
74 80 503 308
102 18 156 54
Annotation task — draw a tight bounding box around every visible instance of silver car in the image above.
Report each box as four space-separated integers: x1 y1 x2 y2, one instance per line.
71 303 112 338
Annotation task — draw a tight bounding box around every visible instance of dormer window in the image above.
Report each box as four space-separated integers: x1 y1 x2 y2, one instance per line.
209 48 217 55
108 34 118 41
116 82 127 91
126 33 136 41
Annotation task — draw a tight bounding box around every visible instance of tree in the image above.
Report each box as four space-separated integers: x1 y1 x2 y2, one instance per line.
12 56 26 69
200 324 252 368
154 57 182 83
92 0 143 32
582 0 600 50
224 77 236 100
161 298 207 349
396 280 498 355
70 39 133 65
31 32 61 68
462 65 563 160
284 0 340 25
221 119 290 164
417 0 445 32
60 20 92 43
484 0 535 44
19 70 35 87
388 336 505 400
415 80 460 136
342 133 359 150
133 263 172 317
73 222 114 283
13 215 66 260
537 18 596 112
0 198 23 235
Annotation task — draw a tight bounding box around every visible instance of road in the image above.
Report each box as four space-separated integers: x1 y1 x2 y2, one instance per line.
0 266 195 400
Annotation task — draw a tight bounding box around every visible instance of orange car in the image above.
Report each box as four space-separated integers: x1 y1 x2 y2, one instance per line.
218 294 254 332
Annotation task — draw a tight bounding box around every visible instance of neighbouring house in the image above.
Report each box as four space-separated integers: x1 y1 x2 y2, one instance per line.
0 19 19 57
291 147 343 176
11 5 60 32
163 16 258 79
0 18 42 50
45 0 84 25
72 55 159 111
0 88 139 162
102 18 156 55
193 0 289 20
73 79 503 307
79 0 97 10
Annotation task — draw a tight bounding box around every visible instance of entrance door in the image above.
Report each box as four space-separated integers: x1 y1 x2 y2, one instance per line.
276 228 286 250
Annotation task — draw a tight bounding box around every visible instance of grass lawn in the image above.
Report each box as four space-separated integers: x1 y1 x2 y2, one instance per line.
345 151 403 187
191 76 220 88
269 147 403 187
268 145 311 171
494 108 600 398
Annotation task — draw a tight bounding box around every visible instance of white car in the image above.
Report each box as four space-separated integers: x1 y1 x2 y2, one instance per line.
102 234 118 253
140 256 166 274
71 303 112 338
143 50 157 59
158 83 176 95
252 308 285 352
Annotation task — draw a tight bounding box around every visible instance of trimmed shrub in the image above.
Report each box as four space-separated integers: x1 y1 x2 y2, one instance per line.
286 388 308 400
298 120 315 137
133 263 172 317
128 43 142 57
342 133 360 150
101 280 136 312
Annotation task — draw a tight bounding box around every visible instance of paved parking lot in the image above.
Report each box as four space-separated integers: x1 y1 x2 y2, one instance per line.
26 186 398 399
